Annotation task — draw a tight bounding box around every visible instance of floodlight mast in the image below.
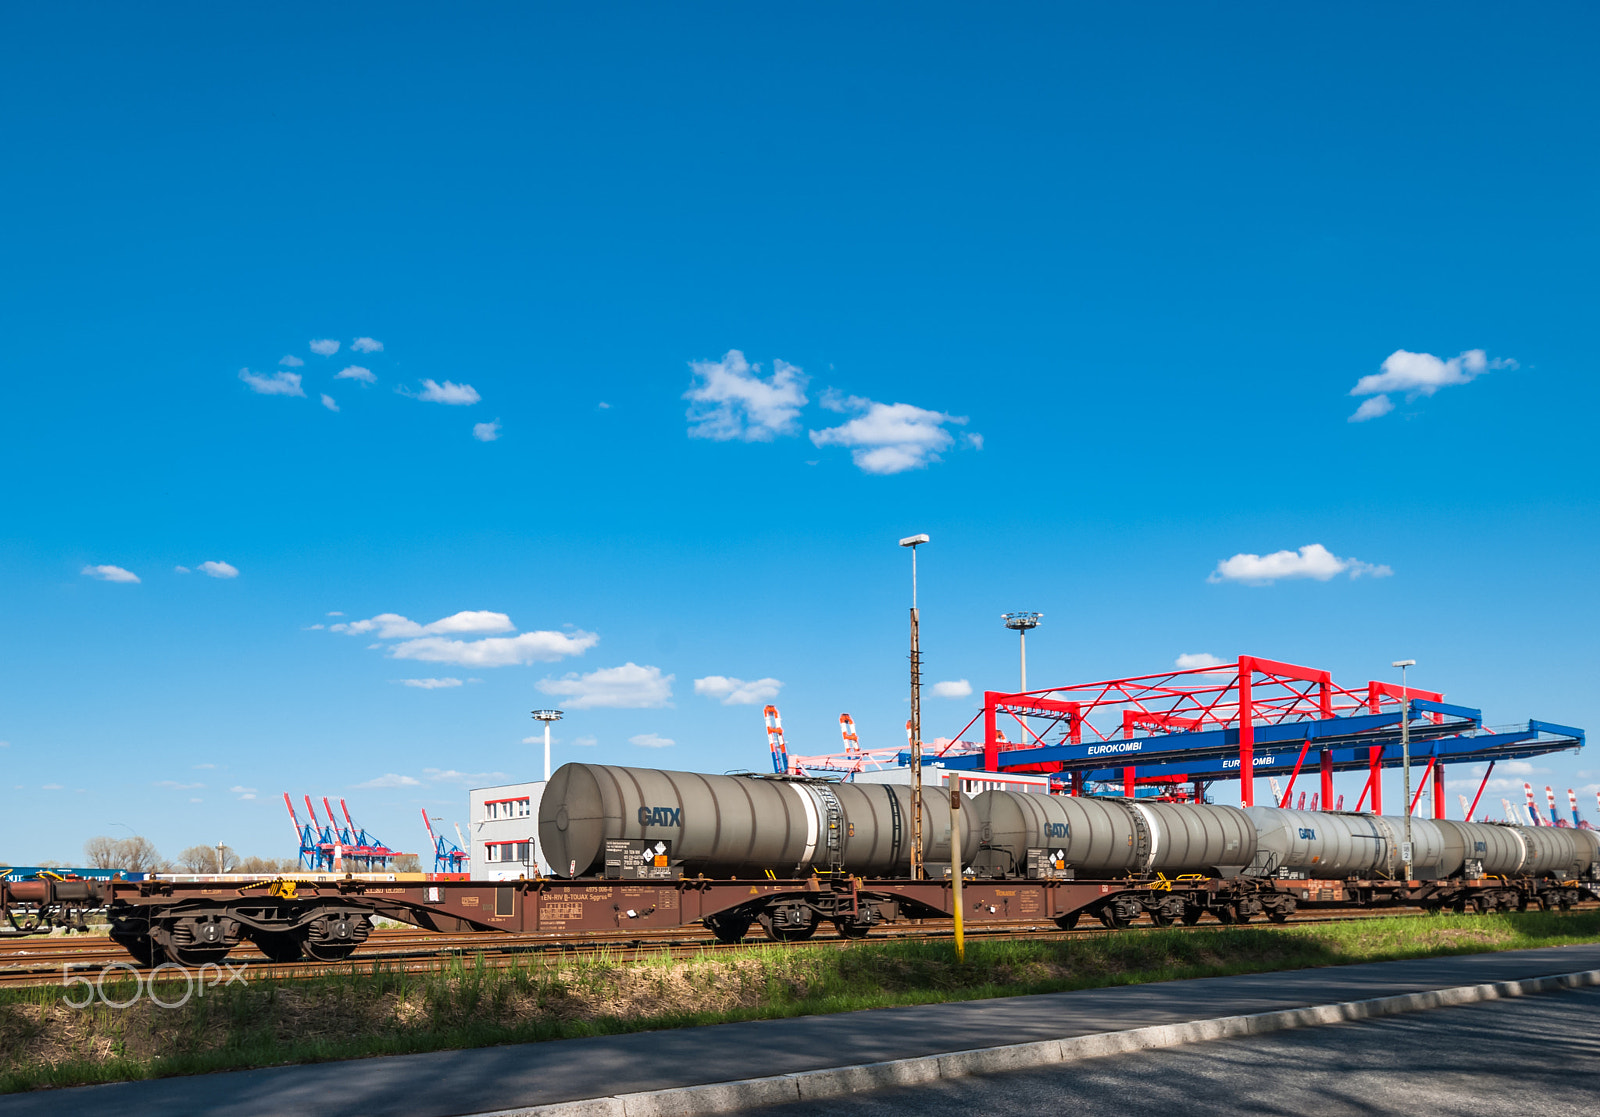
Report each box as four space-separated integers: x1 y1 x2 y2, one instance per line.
1002 611 1042 692
1392 660 1416 882
899 534 929 881
531 709 564 782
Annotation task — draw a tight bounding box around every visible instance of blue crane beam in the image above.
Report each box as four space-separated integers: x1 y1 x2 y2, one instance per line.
930 708 1481 772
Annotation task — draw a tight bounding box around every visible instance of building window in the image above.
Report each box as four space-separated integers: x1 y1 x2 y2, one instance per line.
485 841 534 864
484 797 532 822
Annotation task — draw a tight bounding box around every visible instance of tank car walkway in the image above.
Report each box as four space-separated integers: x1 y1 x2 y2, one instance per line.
4 943 1599 1116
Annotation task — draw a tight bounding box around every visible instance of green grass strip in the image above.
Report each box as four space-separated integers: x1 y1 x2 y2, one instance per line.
3 909 1596 1094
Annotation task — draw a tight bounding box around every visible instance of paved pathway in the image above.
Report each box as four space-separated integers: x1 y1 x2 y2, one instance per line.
744 984 1600 1117
4 942 1599 1116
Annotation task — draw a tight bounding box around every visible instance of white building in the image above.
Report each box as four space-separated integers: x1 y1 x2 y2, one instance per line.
467 779 551 879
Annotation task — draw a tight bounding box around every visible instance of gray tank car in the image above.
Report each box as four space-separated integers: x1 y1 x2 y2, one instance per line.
539 762 979 880
973 790 1257 878
1246 807 1600 883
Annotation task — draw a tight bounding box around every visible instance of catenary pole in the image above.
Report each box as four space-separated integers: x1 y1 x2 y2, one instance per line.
901 534 929 880
1394 660 1416 882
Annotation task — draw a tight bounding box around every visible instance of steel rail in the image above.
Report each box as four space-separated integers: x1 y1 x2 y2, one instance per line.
5 904 1588 989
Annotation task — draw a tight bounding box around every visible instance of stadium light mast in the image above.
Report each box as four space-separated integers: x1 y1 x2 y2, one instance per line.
531 709 564 782
1393 660 1416 882
900 533 929 881
1002 612 1042 692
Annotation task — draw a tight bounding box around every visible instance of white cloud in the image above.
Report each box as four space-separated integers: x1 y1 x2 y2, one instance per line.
193 763 217 769
351 337 384 353
238 369 305 397
331 610 517 639
473 420 501 442
229 785 257 794
321 393 339 412
336 365 376 383
1347 349 1514 420
174 565 191 574
197 560 239 579
155 780 204 790
0 741 8 748
1176 653 1227 670
693 675 783 705
1209 543 1393 585
684 350 808 441
409 379 481 405
573 735 599 748
328 610 595 667
402 677 464 689
809 393 973 474
356 773 421 788
42 783 63 790
1348 395 1394 423
327 611 344 616
931 679 973 699
424 767 510 784
279 355 305 367
392 629 599 667
310 339 340 356
598 401 611 410
630 733 675 749
82 564 140 583
538 663 674 709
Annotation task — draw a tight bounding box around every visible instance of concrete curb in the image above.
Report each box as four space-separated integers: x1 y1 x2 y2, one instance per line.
475 968 1600 1117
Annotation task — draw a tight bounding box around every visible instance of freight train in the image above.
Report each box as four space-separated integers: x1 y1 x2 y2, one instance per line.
5 762 1598 965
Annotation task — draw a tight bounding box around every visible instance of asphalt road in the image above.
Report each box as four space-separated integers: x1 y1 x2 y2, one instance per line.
748 985 1600 1117
3 943 1599 1116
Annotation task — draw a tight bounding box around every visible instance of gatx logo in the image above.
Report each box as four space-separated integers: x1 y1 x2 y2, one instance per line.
637 806 682 827
1297 827 1317 840
1045 823 1070 839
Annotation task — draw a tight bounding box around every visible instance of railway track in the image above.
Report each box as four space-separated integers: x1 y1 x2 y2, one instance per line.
1 904 1556 989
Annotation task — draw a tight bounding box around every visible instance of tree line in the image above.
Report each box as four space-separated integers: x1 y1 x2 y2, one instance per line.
74 835 419 874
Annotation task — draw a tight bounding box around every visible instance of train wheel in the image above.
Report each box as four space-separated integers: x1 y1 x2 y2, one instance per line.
1054 912 1081 931
252 931 305 963
110 928 157 966
706 916 752 944
1180 908 1203 925
1268 911 1289 924
1097 906 1128 930
1215 906 1237 925
833 919 873 939
1149 910 1174 927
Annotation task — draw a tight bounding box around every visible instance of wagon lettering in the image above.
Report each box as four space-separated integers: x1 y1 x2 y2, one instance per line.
636 806 682 827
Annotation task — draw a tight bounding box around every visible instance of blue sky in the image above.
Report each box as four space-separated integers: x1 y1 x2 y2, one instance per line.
3 5 1597 863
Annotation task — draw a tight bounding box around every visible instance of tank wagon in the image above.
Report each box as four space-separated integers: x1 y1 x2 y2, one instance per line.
6 763 1598 965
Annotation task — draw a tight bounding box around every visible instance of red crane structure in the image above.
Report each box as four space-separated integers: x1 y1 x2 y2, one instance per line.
780 654 1584 822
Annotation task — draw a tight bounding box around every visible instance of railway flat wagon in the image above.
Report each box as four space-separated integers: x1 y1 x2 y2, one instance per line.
6 763 1598 966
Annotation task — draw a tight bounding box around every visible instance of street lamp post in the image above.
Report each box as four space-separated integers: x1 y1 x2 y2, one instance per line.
532 709 564 782
1002 612 1042 692
1393 659 1416 881
900 534 929 881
